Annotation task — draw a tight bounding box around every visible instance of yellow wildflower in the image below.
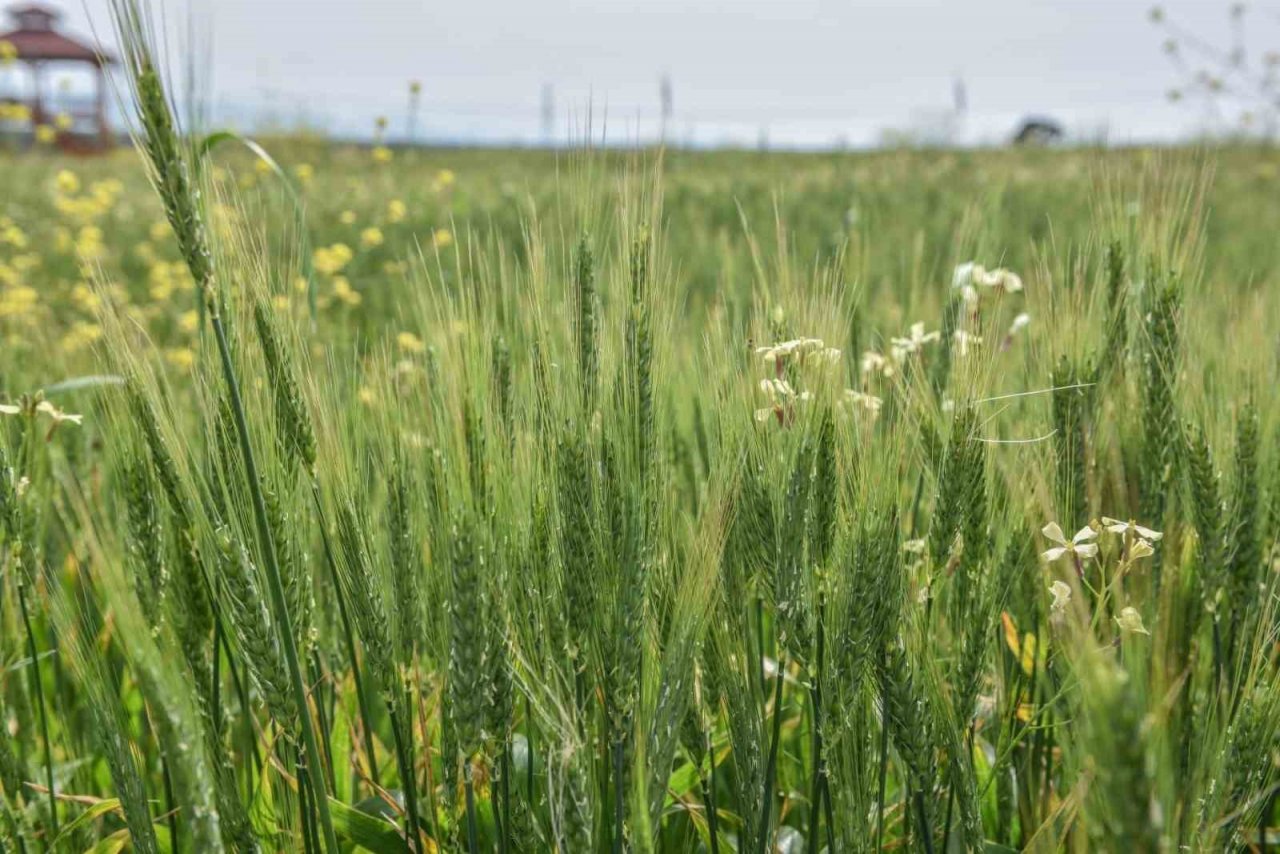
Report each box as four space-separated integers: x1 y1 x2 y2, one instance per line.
432 228 453 249
54 112 73 131
90 180 123 208
149 220 170 242
60 321 103 353
178 310 200 334
372 145 393 164
165 347 196 371
34 125 55 144
149 261 180 301
397 331 426 354
387 199 407 223
55 170 80 195
294 163 314 185
332 276 361 307
313 243 354 276
0 285 39 317
0 40 16 65
10 254 37 273
70 284 101 312
75 225 104 260
340 210 357 225
1 223 27 249
360 227 384 249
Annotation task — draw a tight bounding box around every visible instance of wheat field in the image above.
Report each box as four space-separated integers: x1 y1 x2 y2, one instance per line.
2 3 1280 852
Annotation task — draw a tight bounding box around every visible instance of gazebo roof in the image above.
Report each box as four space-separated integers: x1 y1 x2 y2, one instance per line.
0 3 114 65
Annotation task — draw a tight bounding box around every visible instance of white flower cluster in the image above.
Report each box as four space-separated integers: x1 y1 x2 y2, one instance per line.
755 337 841 368
754 377 812 424
1041 516 1162 636
953 261 1024 295
840 389 883 419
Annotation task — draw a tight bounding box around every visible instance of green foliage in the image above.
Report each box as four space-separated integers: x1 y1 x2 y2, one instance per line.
2 21 1280 850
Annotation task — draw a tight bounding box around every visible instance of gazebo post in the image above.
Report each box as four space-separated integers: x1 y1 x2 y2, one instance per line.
29 57 42 125
94 61 106 144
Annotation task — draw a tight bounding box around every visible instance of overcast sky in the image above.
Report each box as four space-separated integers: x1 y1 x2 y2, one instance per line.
15 0 1280 147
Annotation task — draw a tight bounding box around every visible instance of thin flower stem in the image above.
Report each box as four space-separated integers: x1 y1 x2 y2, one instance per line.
807 609 827 847
704 733 721 854
756 648 787 854
17 581 57 835
526 694 535 804
209 312 338 853
874 648 890 854
755 596 767 700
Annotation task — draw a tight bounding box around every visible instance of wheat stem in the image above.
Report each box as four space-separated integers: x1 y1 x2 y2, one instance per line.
309 482 381 790
209 313 338 852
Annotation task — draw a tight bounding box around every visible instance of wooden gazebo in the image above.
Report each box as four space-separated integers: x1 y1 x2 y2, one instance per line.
0 3 115 149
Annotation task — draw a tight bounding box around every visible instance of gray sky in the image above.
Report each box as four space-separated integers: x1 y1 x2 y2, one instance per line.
19 0 1280 146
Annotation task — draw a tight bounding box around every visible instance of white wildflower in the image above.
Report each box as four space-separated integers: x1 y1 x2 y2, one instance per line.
841 389 883 418
1115 606 1150 636
953 330 982 357
1048 580 1072 613
1100 517 1163 542
757 337 840 368
1128 539 1155 561
952 261 980 289
35 400 82 426
2 399 84 428
860 350 894 377
889 322 941 362
755 377 811 425
955 262 1022 294
1040 522 1099 562
974 267 1023 293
